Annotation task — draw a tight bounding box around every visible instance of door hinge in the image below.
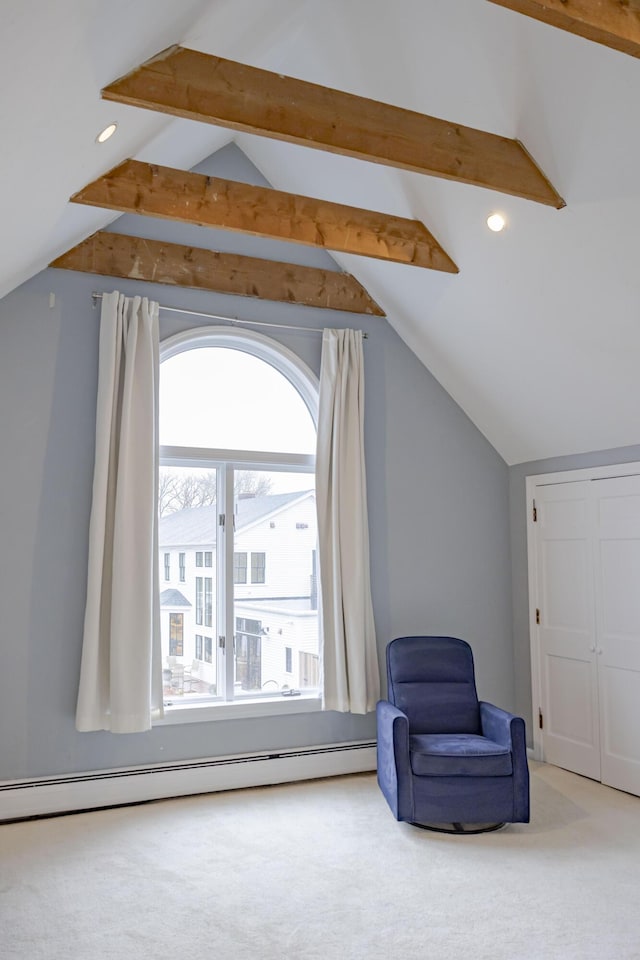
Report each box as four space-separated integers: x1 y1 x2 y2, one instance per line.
538 708 543 730
219 513 225 529
536 608 541 625
218 635 226 650
532 500 537 522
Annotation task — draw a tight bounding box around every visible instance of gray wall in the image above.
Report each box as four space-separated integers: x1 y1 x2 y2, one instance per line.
509 443 640 733
0 146 514 781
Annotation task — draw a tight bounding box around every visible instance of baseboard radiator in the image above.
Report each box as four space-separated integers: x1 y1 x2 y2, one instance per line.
0 740 377 822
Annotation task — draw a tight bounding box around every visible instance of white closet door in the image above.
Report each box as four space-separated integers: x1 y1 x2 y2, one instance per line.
593 476 640 796
536 482 601 781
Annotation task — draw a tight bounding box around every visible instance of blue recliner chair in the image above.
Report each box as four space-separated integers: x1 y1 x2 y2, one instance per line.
376 636 529 833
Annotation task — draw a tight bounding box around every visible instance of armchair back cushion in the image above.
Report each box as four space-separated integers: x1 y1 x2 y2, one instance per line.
387 636 481 735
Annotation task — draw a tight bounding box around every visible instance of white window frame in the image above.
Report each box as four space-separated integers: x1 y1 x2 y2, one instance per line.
155 326 321 725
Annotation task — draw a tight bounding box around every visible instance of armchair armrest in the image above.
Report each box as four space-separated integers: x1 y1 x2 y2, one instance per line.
377 700 410 747
376 700 412 821
479 701 524 749
480 701 530 822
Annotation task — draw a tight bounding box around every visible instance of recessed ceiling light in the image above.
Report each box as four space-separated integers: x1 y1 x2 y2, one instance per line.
96 122 118 144
487 213 506 232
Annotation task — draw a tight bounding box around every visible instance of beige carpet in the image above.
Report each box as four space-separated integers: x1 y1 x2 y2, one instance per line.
1 762 640 959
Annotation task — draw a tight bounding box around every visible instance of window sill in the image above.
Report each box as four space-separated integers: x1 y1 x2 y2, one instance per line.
154 693 322 725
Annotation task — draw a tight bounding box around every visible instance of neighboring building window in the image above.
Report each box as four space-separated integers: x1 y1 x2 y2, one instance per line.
234 552 247 584
204 577 213 627
310 549 318 611
300 652 320 688
169 613 184 656
235 618 262 691
195 577 203 626
158 329 319 710
164 552 170 581
237 617 262 634
251 552 266 584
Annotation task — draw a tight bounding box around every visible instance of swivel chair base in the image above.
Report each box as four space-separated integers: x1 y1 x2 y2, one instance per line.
410 821 506 835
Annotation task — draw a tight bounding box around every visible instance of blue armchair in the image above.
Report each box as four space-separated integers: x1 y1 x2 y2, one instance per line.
376 636 529 833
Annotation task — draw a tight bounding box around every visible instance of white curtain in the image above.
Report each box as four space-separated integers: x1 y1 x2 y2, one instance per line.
316 328 380 714
76 292 163 733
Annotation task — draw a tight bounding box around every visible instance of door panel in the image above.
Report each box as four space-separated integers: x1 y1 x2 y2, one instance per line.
542 539 590 631
536 482 600 780
545 654 597 746
594 477 640 795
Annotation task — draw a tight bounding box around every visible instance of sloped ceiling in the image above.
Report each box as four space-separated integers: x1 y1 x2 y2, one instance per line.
1 0 639 465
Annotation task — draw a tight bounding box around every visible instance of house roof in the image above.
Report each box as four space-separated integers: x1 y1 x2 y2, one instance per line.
159 589 192 608
2 1 640 464
160 505 218 547
159 490 313 546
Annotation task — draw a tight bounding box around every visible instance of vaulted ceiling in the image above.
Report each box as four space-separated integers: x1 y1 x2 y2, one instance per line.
2 0 639 464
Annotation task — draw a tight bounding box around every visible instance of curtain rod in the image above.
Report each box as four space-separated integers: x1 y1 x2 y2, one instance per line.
91 293 368 338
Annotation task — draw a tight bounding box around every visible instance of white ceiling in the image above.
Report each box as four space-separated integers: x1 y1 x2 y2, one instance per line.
2 0 639 465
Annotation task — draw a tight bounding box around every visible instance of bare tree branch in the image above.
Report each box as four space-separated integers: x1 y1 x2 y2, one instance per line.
159 469 273 517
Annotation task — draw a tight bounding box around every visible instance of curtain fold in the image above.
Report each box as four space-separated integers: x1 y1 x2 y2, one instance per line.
76 291 163 733
316 328 380 714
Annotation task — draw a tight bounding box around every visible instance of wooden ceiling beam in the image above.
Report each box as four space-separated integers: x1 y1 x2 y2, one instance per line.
49 231 384 315
71 159 458 273
102 46 564 209
487 1 640 59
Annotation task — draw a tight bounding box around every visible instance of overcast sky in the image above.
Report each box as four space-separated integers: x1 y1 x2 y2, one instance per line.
160 347 316 494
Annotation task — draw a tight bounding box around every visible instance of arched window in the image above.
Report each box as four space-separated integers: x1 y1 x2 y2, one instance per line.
158 328 320 711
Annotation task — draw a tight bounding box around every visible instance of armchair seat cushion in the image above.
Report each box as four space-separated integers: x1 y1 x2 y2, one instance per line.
409 733 513 777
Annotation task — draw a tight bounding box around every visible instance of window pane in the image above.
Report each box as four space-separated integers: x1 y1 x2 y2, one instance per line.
233 552 247 584
233 470 319 696
158 333 319 712
195 578 203 625
160 347 315 453
159 465 218 701
251 552 266 584
204 577 213 627
169 613 184 656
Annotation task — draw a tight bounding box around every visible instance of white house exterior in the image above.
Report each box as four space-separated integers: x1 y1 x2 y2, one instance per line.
158 490 319 701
